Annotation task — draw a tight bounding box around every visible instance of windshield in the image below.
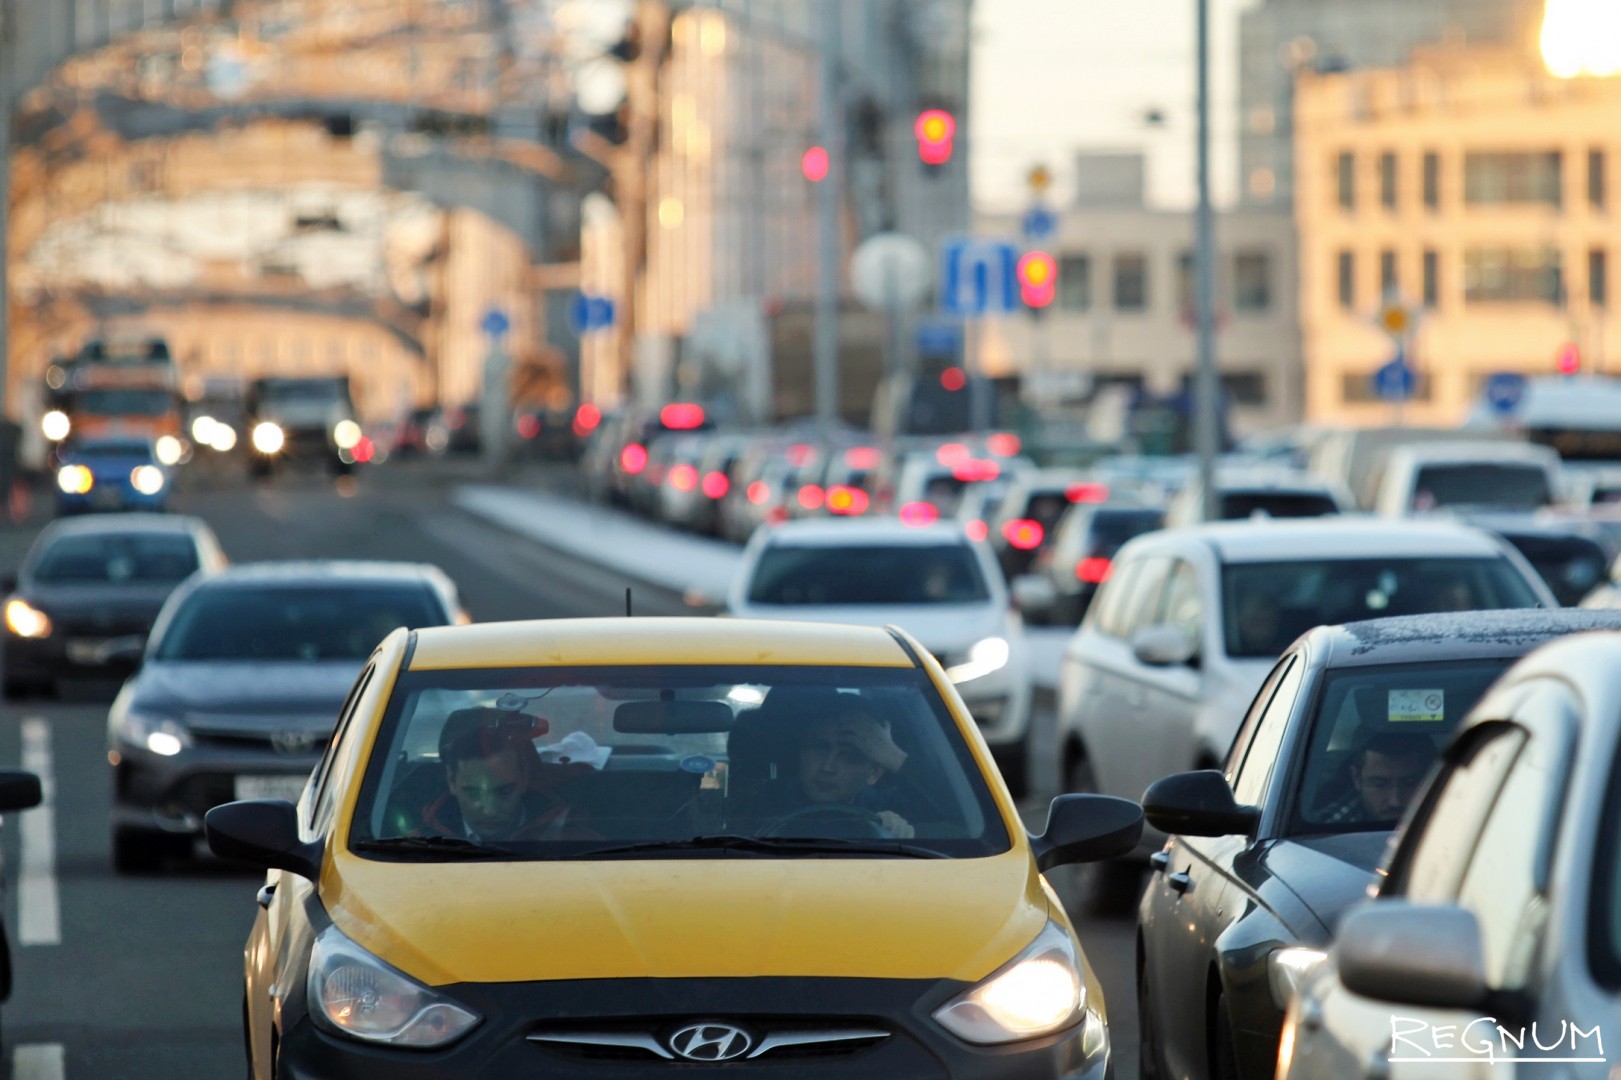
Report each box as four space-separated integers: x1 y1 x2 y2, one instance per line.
33 534 198 584
257 381 346 403
350 664 1009 859
1220 491 1341 519
155 584 444 661
75 389 173 416
1290 659 1511 835
1222 557 1544 657
1412 463 1552 512
748 543 990 605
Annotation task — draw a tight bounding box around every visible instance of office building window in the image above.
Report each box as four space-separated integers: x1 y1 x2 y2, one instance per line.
1179 371 1269 406
1380 250 1399 297
1464 152 1563 207
1592 249 1608 308
1423 151 1440 210
1591 149 1606 210
1058 254 1091 310
1233 251 1272 312
1423 249 1439 308
1113 253 1148 312
1337 152 1356 210
1338 250 1356 309
1464 247 1563 304
1380 152 1398 210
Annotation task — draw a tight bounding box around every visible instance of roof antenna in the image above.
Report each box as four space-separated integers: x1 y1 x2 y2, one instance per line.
625 587 633 617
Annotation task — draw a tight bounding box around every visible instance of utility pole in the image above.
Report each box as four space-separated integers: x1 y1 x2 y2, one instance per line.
1194 0 1220 523
814 0 843 434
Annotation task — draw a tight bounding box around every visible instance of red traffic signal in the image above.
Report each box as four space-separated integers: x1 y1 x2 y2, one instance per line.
801 146 829 183
1558 341 1582 375
1017 250 1057 308
915 109 956 166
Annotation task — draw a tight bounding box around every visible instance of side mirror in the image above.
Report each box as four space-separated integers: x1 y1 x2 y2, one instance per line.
1131 623 1197 667
204 799 323 881
1141 770 1259 837
1010 575 1056 619
1334 901 1489 1010
0 769 42 813
1029 793 1144 872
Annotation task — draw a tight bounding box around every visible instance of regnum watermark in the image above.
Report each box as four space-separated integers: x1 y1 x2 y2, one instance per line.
1390 1017 1605 1065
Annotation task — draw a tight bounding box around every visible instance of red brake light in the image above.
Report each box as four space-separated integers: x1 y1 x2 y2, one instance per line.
797 484 825 511
669 464 698 492
826 485 870 515
987 432 1021 457
935 442 970 466
620 443 648 474
899 501 939 527
516 413 542 440
702 471 730 499
1066 482 1110 503
844 447 881 470
353 437 375 463
574 403 602 435
952 458 1000 483
1002 518 1045 550
939 367 967 392
660 403 706 430
766 506 790 524
747 480 771 505
1075 557 1113 584
965 519 988 542
787 443 815 467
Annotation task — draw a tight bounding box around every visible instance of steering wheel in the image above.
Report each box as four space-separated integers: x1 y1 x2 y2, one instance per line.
759 802 887 839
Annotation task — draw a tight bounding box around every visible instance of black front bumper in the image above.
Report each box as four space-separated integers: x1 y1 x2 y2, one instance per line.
275 976 1111 1080
5 635 139 684
113 742 321 837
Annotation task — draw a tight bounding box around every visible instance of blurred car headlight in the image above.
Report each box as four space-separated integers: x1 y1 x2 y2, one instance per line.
191 415 218 444
210 426 238 452
308 924 481 1048
332 420 362 450
252 422 285 455
933 921 1086 1045
154 436 183 466
56 465 94 495
4 599 51 639
946 636 1011 684
130 465 166 495
1268 947 1328 1010
119 711 192 757
41 411 70 442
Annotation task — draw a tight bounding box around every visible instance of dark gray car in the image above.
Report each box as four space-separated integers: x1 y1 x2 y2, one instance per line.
107 560 466 872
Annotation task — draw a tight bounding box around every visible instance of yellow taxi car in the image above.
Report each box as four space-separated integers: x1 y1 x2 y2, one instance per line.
205 617 1141 1079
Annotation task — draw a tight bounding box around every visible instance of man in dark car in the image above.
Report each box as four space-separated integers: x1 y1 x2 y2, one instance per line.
791 706 914 839
1317 731 1433 825
421 708 591 843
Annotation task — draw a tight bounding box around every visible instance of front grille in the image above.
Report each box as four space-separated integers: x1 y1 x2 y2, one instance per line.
528 1017 890 1064
190 729 329 755
53 615 152 637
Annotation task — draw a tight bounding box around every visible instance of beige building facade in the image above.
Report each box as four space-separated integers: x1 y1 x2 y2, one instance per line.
1296 41 1621 426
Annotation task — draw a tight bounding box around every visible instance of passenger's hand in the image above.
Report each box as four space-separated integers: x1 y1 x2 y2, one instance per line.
876 810 914 839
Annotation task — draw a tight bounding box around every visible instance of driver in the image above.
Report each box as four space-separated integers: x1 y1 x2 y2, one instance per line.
794 706 915 839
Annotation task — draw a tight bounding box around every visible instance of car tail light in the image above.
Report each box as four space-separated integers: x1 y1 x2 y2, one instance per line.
987 432 1021 457
660 403 706 430
953 458 1000 482
1075 557 1113 584
747 481 771 505
965 519 989 542
573 403 602 436
1066 482 1109 503
516 413 542 440
669 464 698 492
900 501 939 527
826 485 869 515
354 437 376 464
620 443 648 474
797 484 825 511
844 447 880 469
787 443 815 467
1002 519 1045 550
766 506 789 524
702 471 730 499
935 442 970 466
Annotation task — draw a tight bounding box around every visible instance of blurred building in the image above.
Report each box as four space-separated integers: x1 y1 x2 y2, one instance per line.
978 152 1300 436
1295 39 1621 426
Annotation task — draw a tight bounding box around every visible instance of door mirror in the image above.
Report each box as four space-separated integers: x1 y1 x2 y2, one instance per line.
1131 623 1197 667
1334 901 1490 1009
0 769 42 813
1030 793 1144 871
204 799 323 881
1141 770 1259 837
1010 574 1056 619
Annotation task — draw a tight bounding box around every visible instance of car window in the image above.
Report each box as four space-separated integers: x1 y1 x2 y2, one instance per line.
1225 655 1295 779
1389 724 1526 901
1221 557 1544 658
1411 463 1552 513
154 584 447 661
1220 492 1341 519
1118 556 1173 641
1501 533 1609 606
350 664 1011 858
1090 558 1143 638
32 533 199 584
1157 559 1204 658
1290 659 1511 835
310 662 376 832
747 544 989 605
1232 655 1303 807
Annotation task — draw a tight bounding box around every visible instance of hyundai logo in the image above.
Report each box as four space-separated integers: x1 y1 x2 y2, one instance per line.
269 729 317 754
667 1022 752 1062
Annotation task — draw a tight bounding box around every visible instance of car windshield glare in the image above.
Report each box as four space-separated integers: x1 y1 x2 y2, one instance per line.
154 585 441 661
747 544 990 605
1222 557 1543 658
33 534 198 584
1290 659 1510 835
1413 463 1551 512
349 664 1009 859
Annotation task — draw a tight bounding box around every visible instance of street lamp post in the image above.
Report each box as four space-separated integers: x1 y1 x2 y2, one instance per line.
1193 0 1220 523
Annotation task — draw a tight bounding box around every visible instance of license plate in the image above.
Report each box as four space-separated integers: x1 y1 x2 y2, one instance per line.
92 486 123 508
233 774 309 803
65 639 111 665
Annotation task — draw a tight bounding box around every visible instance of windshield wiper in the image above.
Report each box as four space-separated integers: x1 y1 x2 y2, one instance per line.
574 834 948 859
351 835 512 859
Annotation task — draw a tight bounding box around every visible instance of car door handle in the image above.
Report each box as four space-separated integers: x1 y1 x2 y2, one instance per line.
1167 871 1193 894
256 883 277 910
1149 851 1170 873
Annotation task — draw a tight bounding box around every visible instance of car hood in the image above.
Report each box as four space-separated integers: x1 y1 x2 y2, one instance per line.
24 582 177 624
728 604 1006 653
130 661 362 720
1263 831 1392 937
324 848 1052 986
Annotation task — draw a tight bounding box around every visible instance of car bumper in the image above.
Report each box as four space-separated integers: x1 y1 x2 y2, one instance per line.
112 742 320 837
5 634 141 683
57 485 167 514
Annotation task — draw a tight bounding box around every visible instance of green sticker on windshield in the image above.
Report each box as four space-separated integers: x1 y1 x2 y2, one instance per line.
1389 689 1444 723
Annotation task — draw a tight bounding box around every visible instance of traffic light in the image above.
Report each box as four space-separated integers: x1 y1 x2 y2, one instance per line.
801 146 829 183
1017 250 1057 309
1558 341 1582 375
915 109 955 167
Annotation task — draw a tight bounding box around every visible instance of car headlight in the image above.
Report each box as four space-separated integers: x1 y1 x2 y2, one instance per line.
945 636 1011 684
332 420 362 450
1268 947 1328 1010
41 410 70 442
252 422 285 455
308 924 482 1048
120 712 192 757
56 465 94 495
191 416 218 443
130 465 166 495
154 436 183 466
4 598 52 639
933 921 1086 1045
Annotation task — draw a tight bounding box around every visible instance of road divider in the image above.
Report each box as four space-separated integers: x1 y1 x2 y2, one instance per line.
19 719 59 946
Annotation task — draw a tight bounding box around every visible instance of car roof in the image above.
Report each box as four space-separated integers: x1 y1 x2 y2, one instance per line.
39 512 204 538
758 519 970 546
193 560 448 588
1302 609 1621 670
1138 517 1510 561
407 616 916 670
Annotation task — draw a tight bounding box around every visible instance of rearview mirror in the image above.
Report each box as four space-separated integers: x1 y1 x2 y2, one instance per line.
1141 770 1259 837
1132 624 1197 667
0 769 42 813
614 699 735 734
204 799 323 880
1334 901 1490 1010
1029 793 1144 871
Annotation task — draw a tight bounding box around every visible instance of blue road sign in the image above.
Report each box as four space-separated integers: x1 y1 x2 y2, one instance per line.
940 238 1019 317
1485 371 1528 416
570 294 616 334
1021 207 1057 241
916 320 963 357
1374 348 1415 402
480 306 510 338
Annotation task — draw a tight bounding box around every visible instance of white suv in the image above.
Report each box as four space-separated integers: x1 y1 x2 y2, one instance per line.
1056 517 1554 856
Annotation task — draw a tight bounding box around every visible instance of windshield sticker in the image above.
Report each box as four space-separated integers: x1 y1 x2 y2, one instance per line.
1389 690 1444 723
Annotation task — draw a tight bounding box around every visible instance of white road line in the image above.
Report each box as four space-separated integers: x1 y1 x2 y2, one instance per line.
19 719 59 946
13 1043 65 1080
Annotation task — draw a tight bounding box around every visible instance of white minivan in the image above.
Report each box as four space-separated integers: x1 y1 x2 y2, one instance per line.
1371 440 1564 518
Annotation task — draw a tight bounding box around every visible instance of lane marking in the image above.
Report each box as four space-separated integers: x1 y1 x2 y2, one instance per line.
19 719 59 946
13 1043 65 1080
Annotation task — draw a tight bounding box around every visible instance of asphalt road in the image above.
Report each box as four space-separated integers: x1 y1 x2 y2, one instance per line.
0 457 1143 1080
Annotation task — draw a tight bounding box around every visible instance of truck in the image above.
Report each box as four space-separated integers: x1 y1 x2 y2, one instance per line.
37 337 184 471
243 375 362 478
